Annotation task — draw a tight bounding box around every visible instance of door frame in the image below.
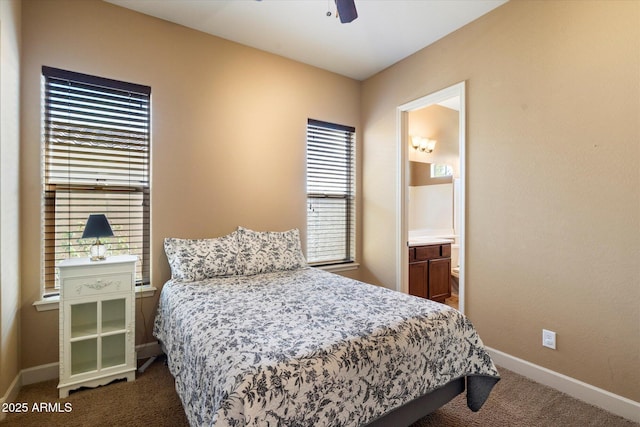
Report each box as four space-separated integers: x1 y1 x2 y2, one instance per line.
395 81 466 313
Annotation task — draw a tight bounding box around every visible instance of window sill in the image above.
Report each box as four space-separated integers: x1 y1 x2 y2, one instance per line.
33 285 157 312
313 262 360 273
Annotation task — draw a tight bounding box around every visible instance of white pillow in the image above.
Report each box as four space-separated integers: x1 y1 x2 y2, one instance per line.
236 226 307 275
164 231 240 281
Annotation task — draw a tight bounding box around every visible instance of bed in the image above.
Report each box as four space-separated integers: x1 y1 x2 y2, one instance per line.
154 227 499 426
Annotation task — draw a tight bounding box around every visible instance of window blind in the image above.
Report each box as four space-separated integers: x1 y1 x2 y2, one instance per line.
42 66 150 291
306 119 355 265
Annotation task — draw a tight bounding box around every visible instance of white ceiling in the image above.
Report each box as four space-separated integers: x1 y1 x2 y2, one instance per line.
105 0 507 81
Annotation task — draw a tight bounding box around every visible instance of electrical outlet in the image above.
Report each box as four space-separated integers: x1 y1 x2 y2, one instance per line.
542 329 556 349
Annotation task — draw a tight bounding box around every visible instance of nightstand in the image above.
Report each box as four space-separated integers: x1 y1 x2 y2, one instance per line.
57 255 137 398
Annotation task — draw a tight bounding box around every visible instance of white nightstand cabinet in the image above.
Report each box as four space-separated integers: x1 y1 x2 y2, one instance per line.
57 255 137 398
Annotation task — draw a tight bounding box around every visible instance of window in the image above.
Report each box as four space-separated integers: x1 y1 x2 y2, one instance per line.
42 66 150 292
431 163 453 178
306 119 355 265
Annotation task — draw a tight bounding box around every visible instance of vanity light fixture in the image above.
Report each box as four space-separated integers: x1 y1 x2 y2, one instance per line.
411 136 436 154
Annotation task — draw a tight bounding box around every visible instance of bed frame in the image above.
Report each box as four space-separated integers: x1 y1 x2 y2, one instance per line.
364 378 465 426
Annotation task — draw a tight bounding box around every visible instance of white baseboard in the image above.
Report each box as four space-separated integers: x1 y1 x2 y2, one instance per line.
2 340 164 413
135 340 162 360
486 346 640 423
21 362 59 386
0 372 22 421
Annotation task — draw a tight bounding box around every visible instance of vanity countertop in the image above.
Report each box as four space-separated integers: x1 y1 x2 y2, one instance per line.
408 237 454 247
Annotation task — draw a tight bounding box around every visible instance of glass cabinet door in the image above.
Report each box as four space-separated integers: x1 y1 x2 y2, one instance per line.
70 302 98 375
71 338 98 375
68 296 129 376
71 302 97 338
102 334 127 368
102 298 126 332
101 297 128 368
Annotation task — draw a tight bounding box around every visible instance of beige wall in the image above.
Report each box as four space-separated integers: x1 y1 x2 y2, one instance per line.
361 0 639 401
0 0 22 400
20 0 361 368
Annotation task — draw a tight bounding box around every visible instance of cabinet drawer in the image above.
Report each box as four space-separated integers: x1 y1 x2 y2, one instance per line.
63 274 132 298
441 244 451 257
415 245 440 260
410 243 452 261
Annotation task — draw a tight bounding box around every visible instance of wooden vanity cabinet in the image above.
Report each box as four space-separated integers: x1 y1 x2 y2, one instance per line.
409 243 451 303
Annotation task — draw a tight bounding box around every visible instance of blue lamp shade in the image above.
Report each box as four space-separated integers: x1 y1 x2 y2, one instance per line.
82 214 114 261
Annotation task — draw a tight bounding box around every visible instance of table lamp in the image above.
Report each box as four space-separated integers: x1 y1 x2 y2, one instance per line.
82 214 114 261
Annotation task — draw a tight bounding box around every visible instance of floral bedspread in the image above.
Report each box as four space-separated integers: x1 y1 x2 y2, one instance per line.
154 267 499 427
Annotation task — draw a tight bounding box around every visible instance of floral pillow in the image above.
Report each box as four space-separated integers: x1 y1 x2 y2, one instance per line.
164 231 240 282
236 226 307 275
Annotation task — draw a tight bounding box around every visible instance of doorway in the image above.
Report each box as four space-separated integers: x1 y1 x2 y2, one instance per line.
396 82 466 313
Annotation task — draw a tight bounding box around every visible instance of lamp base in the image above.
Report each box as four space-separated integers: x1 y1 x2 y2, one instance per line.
89 242 108 261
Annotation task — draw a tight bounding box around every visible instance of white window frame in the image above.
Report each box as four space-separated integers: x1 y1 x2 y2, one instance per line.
306 119 356 266
41 66 151 295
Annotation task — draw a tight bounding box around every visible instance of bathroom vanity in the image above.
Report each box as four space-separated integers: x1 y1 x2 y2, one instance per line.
408 240 452 303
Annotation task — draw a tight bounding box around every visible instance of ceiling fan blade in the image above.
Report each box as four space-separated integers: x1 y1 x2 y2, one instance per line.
335 0 358 23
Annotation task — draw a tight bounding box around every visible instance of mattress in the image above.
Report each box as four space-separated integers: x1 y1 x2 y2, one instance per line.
154 267 499 426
